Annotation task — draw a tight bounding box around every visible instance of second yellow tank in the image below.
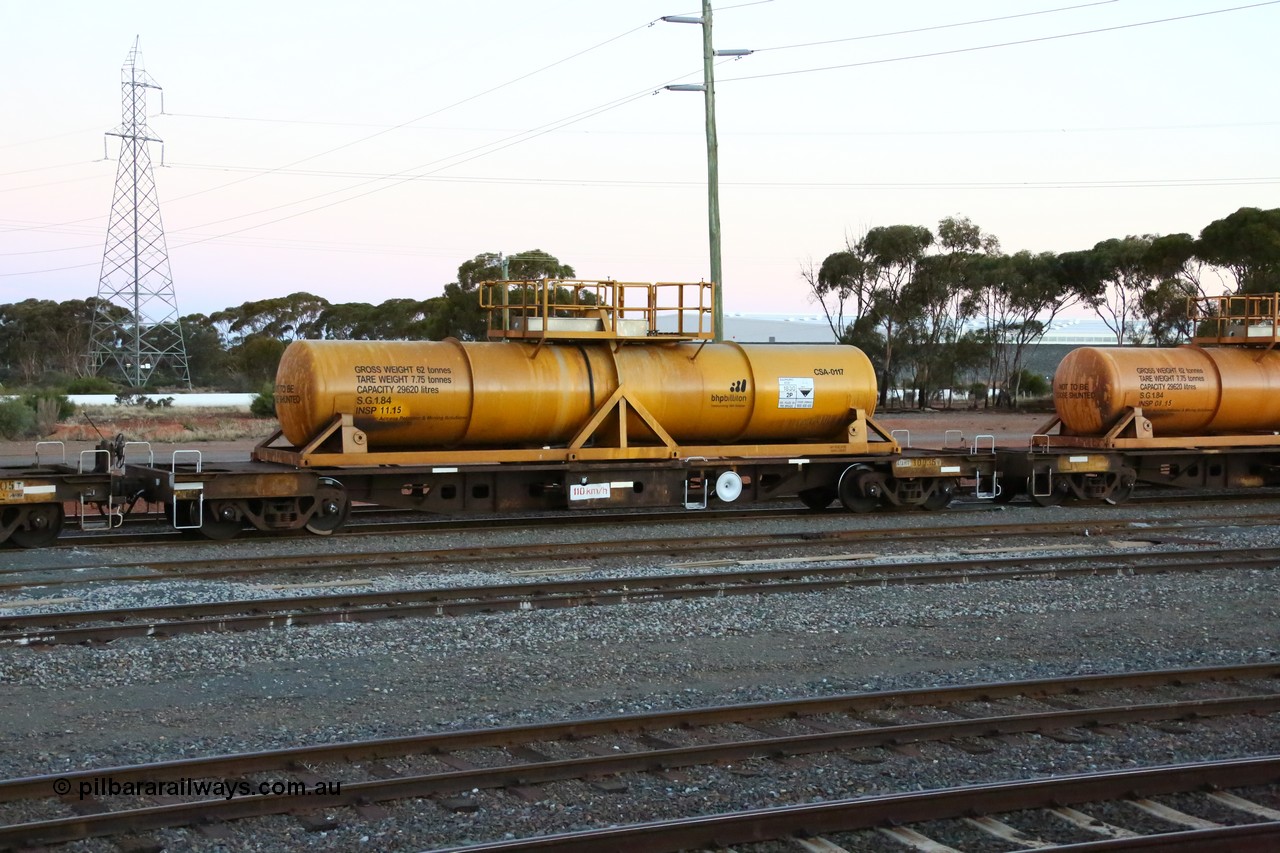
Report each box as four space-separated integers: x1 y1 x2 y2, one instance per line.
1054 345 1280 435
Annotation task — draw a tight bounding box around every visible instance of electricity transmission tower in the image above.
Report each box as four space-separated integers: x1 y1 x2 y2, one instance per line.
88 38 191 389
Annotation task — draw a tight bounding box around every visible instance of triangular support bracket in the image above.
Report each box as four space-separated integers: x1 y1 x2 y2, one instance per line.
860 410 898 448
258 414 369 458
1102 406 1154 443
567 385 678 453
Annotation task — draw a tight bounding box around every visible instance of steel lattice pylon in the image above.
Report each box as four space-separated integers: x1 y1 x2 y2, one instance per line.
88 39 190 389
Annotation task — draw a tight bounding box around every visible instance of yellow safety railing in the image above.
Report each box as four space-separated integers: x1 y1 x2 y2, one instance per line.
1189 293 1280 346
479 280 715 342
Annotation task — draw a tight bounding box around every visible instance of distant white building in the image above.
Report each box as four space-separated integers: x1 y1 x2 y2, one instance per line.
720 314 838 343
701 314 1126 346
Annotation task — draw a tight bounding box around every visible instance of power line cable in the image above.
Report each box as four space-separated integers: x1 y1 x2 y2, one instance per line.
151 18 658 205
165 84 680 250
752 0 1120 53
155 163 1280 189
0 174 107 195
0 66 702 273
723 1 1280 82
0 15 660 238
0 124 106 151
148 1 1110 134
0 160 101 178
4 3 1273 273
148 116 1278 137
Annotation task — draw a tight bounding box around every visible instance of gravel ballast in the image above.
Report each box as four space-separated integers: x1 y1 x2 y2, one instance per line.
0 500 1277 851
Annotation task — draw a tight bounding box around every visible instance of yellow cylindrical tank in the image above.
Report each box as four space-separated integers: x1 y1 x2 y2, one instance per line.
1054 345 1280 436
274 340 878 449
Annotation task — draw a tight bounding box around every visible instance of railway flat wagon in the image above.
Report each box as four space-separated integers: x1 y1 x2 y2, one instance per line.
132 280 990 541
996 294 1280 505
3 281 999 546
0 439 133 547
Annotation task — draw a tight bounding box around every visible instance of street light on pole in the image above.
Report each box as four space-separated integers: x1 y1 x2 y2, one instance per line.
662 0 751 342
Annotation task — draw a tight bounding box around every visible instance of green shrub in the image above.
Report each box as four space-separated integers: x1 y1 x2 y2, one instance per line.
1012 370 1050 398
250 384 276 419
0 400 35 439
21 391 75 421
65 376 118 394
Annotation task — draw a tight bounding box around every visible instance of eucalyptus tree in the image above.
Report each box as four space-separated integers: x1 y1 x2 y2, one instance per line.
801 244 875 342
999 251 1085 402
901 217 997 407
1197 207 1280 295
0 298 106 385
1141 233 1223 343
456 249 575 290
964 249 1089 407
177 313 230 388
1138 278 1200 345
308 299 435 340
1145 233 1221 300
429 250 577 341
209 292 332 346
859 224 935 405
1083 236 1155 344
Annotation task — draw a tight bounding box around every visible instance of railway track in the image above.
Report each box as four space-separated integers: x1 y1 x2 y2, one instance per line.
3 543 1277 646
0 508 1258 594
30 486 1280 549
0 663 1275 850
447 757 1280 852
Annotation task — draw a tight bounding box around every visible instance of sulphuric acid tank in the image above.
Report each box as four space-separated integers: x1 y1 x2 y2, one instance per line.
273 339 878 449
1054 345 1280 436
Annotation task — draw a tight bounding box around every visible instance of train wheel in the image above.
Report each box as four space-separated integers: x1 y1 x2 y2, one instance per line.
199 501 245 541
797 487 836 511
305 478 350 536
837 465 882 513
173 500 203 538
10 503 64 549
922 480 956 511
1028 478 1070 508
1103 470 1137 505
992 480 1020 504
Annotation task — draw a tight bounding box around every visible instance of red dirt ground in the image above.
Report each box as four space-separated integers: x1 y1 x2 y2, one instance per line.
0 408 1053 465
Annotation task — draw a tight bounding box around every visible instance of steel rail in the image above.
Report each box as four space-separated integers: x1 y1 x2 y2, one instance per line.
1 688 1277 847
1 510 1261 585
3 544 1278 645
45 487 1276 550
3 662 1273 802
48 503 836 549
428 756 1280 852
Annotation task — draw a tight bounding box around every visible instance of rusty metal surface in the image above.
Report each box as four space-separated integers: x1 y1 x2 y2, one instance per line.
273 339 878 450
1055 345 1280 437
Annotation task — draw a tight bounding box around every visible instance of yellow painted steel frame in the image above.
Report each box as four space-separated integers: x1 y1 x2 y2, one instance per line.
253 404 900 468
1190 292 1280 348
1033 406 1280 450
480 280 714 342
0 476 63 504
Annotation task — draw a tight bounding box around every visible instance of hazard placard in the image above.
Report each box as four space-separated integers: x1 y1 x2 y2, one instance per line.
778 377 814 409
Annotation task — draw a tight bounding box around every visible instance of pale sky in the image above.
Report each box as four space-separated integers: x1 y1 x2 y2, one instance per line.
2 0 1277 318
